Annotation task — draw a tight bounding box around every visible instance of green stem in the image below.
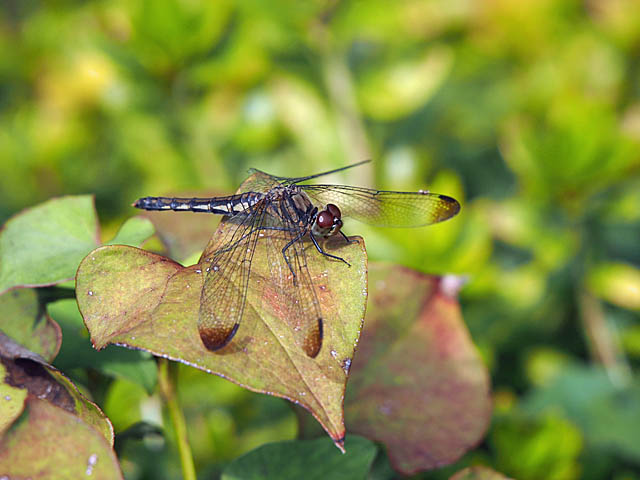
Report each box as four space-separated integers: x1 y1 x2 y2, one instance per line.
157 358 197 480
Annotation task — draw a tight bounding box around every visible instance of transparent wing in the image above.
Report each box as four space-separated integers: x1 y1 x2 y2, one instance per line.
262 209 323 358
197 196 323 357
248 160 370 186
240 170 283 193
300 184 460 227
198 204 266 351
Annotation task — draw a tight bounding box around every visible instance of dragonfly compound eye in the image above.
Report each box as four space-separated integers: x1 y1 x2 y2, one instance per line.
326 203 341 219
316 210 334 229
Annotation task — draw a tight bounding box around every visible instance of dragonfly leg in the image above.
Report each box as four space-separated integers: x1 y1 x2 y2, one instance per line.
339 231 355 244
281 231 307 279
309 234 351 267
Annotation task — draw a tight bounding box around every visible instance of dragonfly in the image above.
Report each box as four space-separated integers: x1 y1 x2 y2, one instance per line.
133 160 460 358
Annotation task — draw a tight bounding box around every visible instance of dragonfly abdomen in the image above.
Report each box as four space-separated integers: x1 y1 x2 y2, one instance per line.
134 193 264 215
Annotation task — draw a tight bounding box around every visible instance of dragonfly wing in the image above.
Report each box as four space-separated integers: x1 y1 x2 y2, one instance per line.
262 208 323 358
198 204 267 351
240 170 283 193
301 184 460 227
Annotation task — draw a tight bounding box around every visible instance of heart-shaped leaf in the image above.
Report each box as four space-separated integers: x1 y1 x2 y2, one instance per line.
0 288 62 362
0 196 101 295
76 234 367 448
49 299 158 394
222 435 377 480
345 265 491 474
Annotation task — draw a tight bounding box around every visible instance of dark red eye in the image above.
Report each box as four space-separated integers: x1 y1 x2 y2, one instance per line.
326 203 341 219
316 211 333 228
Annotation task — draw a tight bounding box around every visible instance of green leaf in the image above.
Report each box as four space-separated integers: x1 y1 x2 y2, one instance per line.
522 365 640 462
221 436 377 480
345 265 491 475
0 196 100 295
491 413 582 480
358 47 453 121
49 299 157 394
0 288 62 362
106 216 156 247
0 360 28 434
449 466 515 480
587 262 640 311
76 218 367 448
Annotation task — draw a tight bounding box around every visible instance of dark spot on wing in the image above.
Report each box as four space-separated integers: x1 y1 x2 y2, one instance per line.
199 323 239 352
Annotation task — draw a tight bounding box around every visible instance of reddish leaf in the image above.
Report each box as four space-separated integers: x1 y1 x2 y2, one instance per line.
345 264 491 474
0 288 62 362
76 235 367 448
0 397 123 479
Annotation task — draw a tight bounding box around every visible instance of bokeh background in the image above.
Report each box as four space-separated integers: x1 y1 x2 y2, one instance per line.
2 1 640 478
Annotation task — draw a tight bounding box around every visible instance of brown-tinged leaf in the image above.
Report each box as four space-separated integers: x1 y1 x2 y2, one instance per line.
0 288 62 362
0 333 114 444
345 264 491 474
0 397 123 480
76 235 367 448
449 466 515 480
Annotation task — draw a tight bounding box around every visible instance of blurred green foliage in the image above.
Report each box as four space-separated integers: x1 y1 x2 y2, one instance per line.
2 0 640 478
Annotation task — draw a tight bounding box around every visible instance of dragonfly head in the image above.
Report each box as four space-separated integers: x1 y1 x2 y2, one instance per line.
313 203 343 238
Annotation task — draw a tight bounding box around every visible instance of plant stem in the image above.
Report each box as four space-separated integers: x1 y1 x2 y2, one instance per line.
157 358 196 480
578 289 631 388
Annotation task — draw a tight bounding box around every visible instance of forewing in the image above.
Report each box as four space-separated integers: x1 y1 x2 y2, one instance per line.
198 205 266 351
241 170 285 193
301 185 460 227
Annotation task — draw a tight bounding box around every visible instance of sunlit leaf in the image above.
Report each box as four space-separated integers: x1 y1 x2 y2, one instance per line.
0 360 27 434
587 262 640 311
449 465 515 480
358 47 453 121
221 436 376 480
345 265 491 474
76 216 366 448
106 216 156 247
0 288 62 362
0 196 100 295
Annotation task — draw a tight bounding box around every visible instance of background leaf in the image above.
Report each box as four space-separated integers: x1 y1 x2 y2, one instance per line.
0 288 62 362
345 265 491 474
221 435 377 480
0 196 100 294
